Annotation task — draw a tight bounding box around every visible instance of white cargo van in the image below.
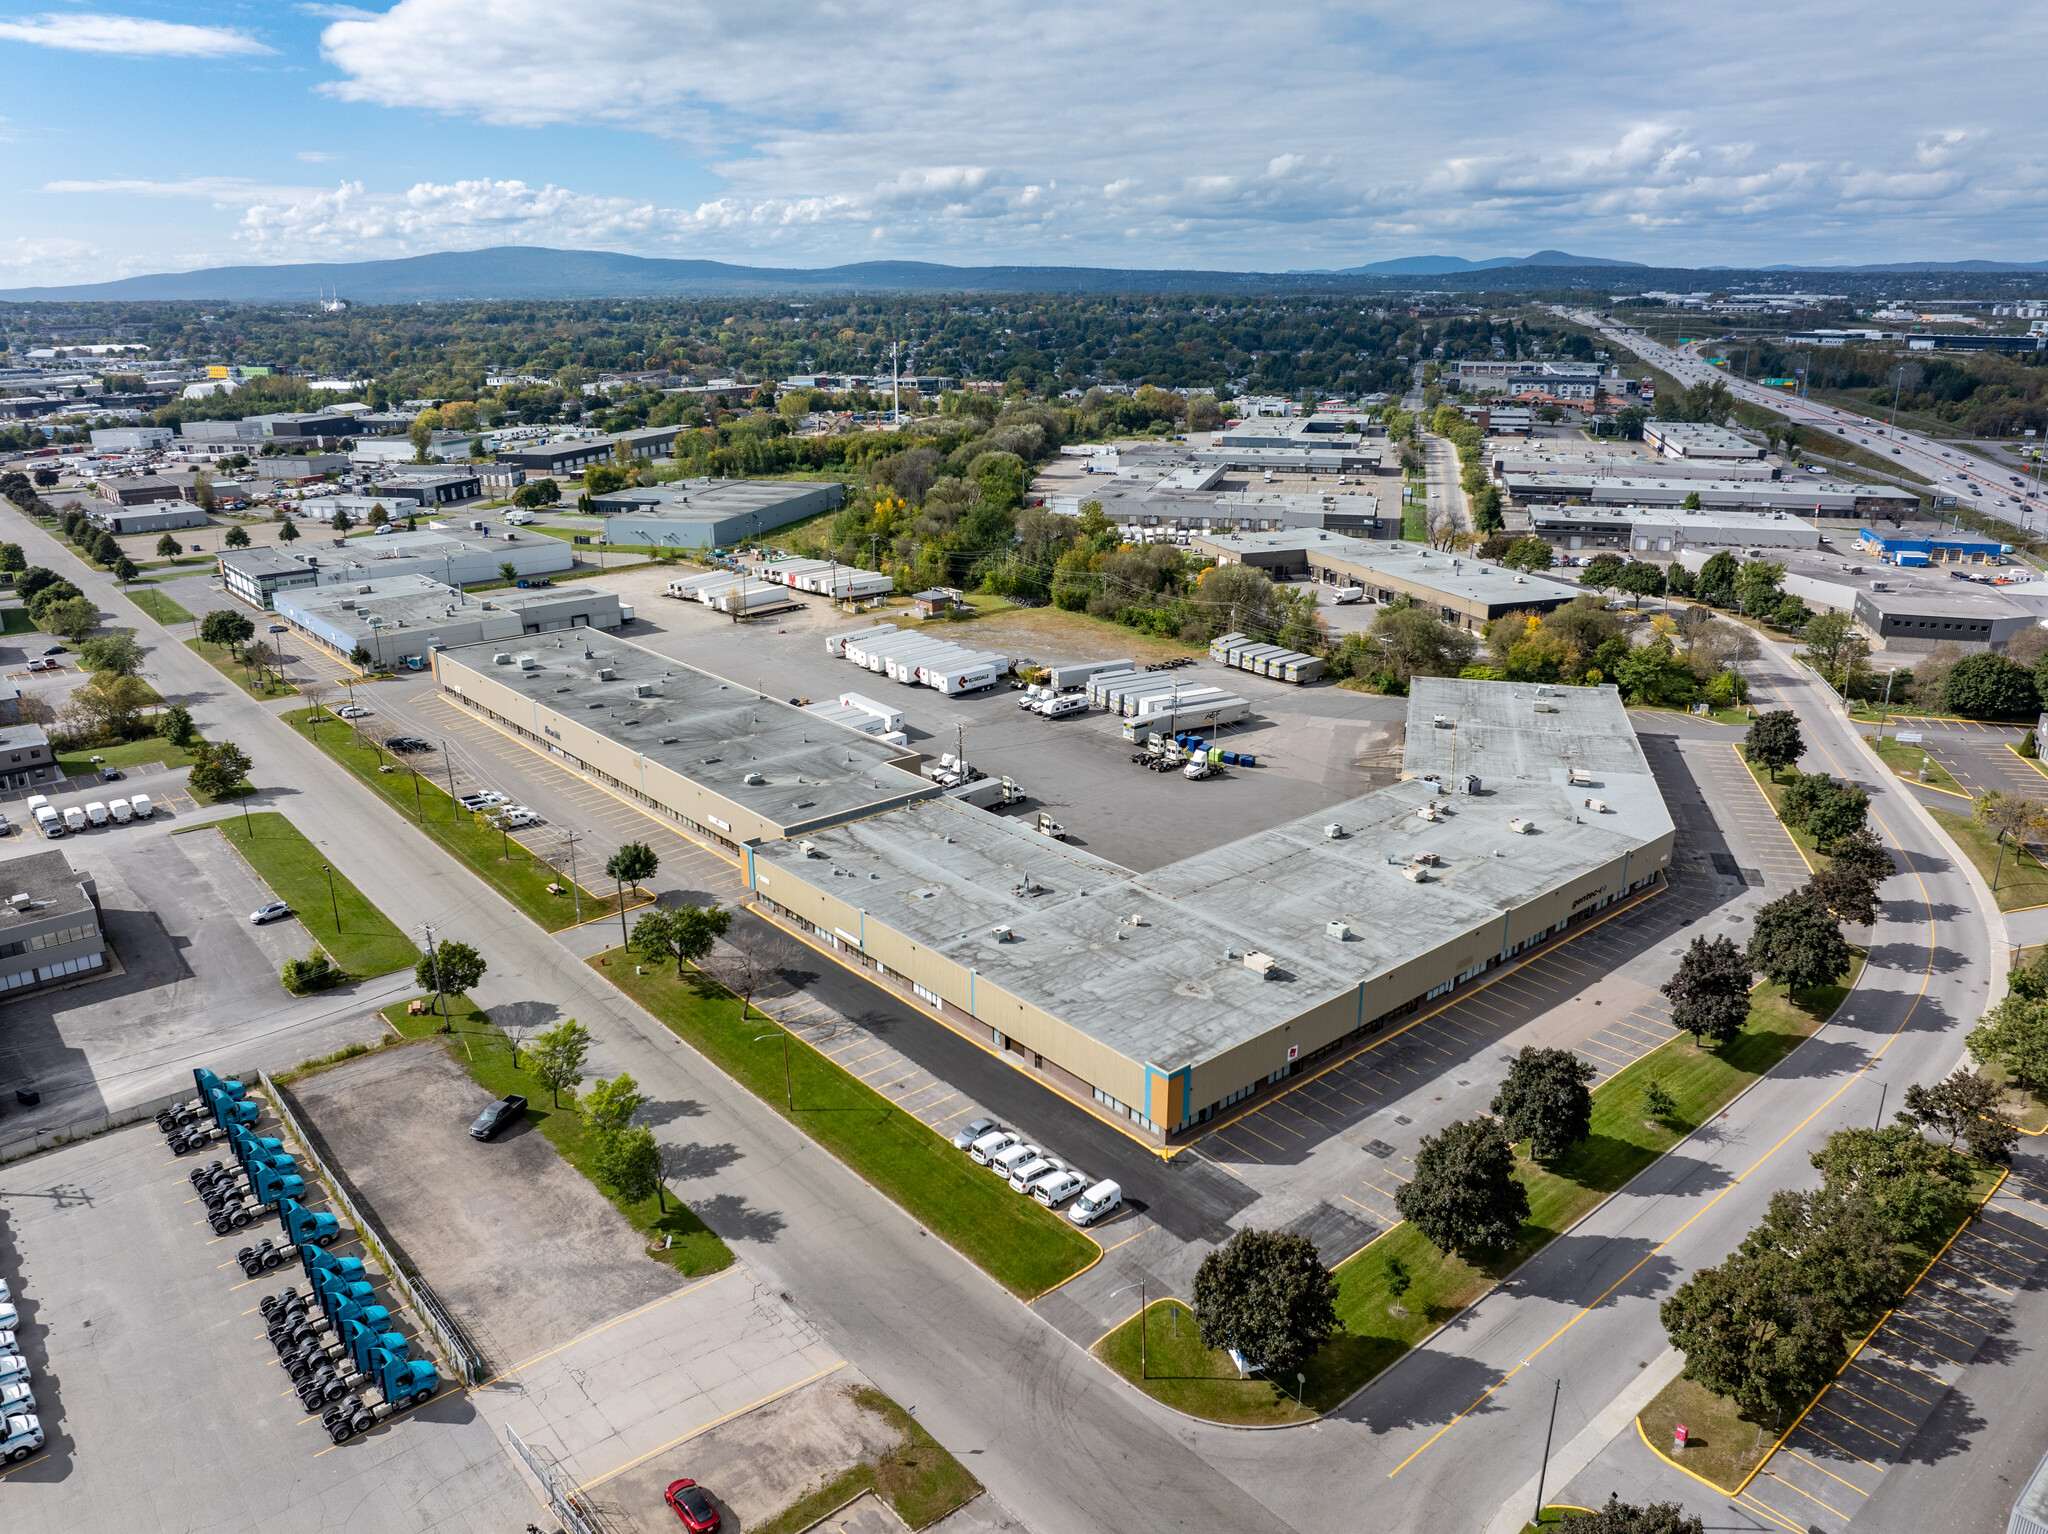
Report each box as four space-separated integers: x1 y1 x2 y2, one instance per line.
129 793 154 819
967 1129 1019 1166
1068 1180 1123 1227
84 801 109 827
108 798 133 823
60 806 85 833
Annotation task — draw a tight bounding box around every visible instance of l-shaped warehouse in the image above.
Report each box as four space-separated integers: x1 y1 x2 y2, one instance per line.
433 635 1674 1144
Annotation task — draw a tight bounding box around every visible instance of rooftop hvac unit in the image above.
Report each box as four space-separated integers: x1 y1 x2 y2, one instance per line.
1567 767 1593 786
1534 702 1558 713
598 667 615 681
991 925 1014 943
634 682 655 698
1417 805 1439 822
494 652 512 664
1454 773 1480 795
1323 823 1345 840
339 598 355 609
1244 951 1276 977
356 584 371 594
518 654 538 670
1507 817 1534 835
799 840 819 857
8 893 29 909
744 771 766 785
1402 864 1429 883
1584 797 1610 813
1326 920 1351 941
1432 713 1452 728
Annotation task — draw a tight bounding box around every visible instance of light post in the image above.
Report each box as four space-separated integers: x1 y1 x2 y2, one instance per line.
560 831 583 923
754 1031 792 1111
323 863 338 930
1531 1377 1562 1527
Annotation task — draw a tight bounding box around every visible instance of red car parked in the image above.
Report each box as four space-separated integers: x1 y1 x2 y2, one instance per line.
665 1479 721 1532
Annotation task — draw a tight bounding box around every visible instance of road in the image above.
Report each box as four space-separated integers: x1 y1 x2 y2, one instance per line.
1423 430 1470 542
1563 306 2047 534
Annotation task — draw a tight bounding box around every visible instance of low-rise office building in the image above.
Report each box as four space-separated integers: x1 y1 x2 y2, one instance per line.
0 848 108 996
1195 529 1581 627
364 471 483 507
496 427 679 477
101 474 189 507
1677 546 2036 653
275 577 625 668
248 411 355 442
587 477 845 548
0 723 56 791
85 501 209 536
179 419 265 444
1504 472 1918 519
220 526 574 608
219 545 322 609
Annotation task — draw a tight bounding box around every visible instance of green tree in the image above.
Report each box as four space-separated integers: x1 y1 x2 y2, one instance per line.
1806 859 1882 925
598 1124 666 1210
415 937 487 998
186 739 253 798
1811 1125 1969 1247
580 1071 647 1139
112 556 139 583
1943 652 2038 719
331 507 355 532
1803 778 1869 851
1643 1079 1677 1122
1680 491 1702 510
223 525 251 550
1614 560 1667 603
78 630 146 676
1615 637 1695 706
1396 1118 1530 1256
1660 1247 1846 1420
529 1018 592 1107
1559 1499 1705 1534
0 542 22 573
1661 934 1753 1045
1747 890 1851 993
349 645 373 669
62 672 154 740
1898 1068 2019 1163
1741 1187 1901 1335
1800 610 1866 682
1501 536 1555 573
157 703 195 747
39 596 101 641
1191 1228 1342 1381
278 519 300 545
1742 709 1804 780
200 608 256 655
14 567 65 606
499 561 517 582
367 502 389 527
1970 994 2048 1094
1489 1046 1596 1161
1973 789 2044 891
1827 826 1895 887
155 534 182 558
1579 552 1627 592
630 902 731 972
1695 549 1739 602
1732 559 1785 616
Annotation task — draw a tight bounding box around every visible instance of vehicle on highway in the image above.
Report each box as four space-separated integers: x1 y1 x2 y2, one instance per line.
1068 1179 1124 1227
665 1478 722 1532
383 735 433 753
950 1116 997 1150
967 1128 1020 1165
249 900 291 925
1030 1169 1088 1207
468 1094 527 1141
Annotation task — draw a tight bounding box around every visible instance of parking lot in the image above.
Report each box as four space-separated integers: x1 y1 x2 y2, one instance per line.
0 1116 534 1527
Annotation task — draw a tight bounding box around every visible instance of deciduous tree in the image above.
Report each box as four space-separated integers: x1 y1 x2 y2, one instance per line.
630 902 731 973
1191 1228 1341 1381
1661 934 1753 1045
1811 1125 1969 1247
529 1018 592 1107
199 608 255 656
1743 710 1804 780
1747 890 1852 994
1397 1118 1529 1256
1489 1046 1596 1160
415 938 486 998
1970 995 2048 1095
1898 1068 2019 1163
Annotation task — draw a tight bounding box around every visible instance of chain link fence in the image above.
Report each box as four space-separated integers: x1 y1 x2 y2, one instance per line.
506 1424 602 1534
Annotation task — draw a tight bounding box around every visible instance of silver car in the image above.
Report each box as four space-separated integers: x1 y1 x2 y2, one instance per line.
950 1116 997 1151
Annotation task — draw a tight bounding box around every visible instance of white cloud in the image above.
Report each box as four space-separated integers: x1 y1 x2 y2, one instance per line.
0 13 271 58
297 151 344 164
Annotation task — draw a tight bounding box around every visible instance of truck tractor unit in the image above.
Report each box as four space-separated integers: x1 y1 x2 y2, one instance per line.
235 1197 345 1278
321 1342 440 1443
158 1081 260 1154
0 1408 42 1463
196 1156 307 1236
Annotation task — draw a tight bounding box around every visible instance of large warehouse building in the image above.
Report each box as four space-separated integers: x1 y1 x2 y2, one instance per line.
432 636 1674 1144
1194 530 1583 627
586 478 846 548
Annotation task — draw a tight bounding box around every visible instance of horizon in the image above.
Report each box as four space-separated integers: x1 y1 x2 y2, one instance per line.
3 3 2045 288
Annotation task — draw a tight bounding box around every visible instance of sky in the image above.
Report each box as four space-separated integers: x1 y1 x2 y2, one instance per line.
1 1 2044 286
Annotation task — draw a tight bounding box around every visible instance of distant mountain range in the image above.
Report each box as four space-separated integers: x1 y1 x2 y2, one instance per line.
0 244 2044 304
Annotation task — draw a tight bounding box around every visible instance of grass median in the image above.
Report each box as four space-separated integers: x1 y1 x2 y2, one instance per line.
377 994 733 1278
1636 1160 2002 1492
285 706 625 931
187 637 297 698
1096 961 1861 1425
599 948 1100 1298
1928 806 2048 912
1865 732 1964 793
126 587 195 627
213 810 418 978
53 733 199 779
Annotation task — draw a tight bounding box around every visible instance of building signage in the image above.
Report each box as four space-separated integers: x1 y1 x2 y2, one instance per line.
1571 885 1608 909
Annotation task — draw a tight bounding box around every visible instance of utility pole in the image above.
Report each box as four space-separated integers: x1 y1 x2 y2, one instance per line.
422 921 449 1030
1532 1377 1562 1527
443 741 457 818
560 831 583 923
323 863 339 930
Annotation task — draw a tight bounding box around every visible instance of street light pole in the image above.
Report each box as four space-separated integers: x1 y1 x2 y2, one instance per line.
1532 1377 1562 1527
561 831 583 923
422 921 449 1030
323 863 339 930
754 1031 793 1111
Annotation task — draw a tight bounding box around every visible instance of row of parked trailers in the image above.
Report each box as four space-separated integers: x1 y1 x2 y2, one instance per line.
754 557 895 601
663 568 792 614
1085 668 1252 732
1207 632 1326 684
826 624 1013 695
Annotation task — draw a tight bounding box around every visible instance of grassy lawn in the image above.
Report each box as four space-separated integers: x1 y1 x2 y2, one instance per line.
601 950 1100 1298
1 609 34 635
212 811 418 977
1866 733 1965 794
286 707 624 931
377 995 734 1278
1975 1057 2048 1134
750 1385 982 1534
125 587 195 626
1929 806 2048 911
1638 1161 2003 1492
1097 962 1860 1424
1636 702 1751 728
53 733 199 779
186 637 298 698
1521 1512 1597 1532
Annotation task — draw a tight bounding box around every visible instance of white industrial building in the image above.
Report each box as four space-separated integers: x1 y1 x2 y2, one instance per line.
274 576 626 668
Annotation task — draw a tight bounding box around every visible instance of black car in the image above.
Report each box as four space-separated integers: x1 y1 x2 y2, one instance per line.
469 1094 527 1141
40 645 65 657
383 735 433 754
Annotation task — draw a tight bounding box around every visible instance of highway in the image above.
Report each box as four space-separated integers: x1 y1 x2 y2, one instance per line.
1562 305 2047 535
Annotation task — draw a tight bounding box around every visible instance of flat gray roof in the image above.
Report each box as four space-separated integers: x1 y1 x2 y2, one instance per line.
591 478 838 521
1195 529 1582 606
449 635 933 828
220 545 314 577
753 679 1671 1071
0 848 92 927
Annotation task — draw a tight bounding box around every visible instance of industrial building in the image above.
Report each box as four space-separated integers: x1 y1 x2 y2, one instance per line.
1492 450 1781 484
1641 422 1765 460
1194 530 1581 627
84 501 209 536
1677 547 2036 654
1526 505 1822 553
1855 527 2006 566
495 427 679 477
89 426 173 451
0 723 56 792
275 577 625 668
100 475 189 507
0 848 108 997
586 478 845 548
359 471 483 508
1502 471 1919 519
219 526 575 609
428 632 1673 1143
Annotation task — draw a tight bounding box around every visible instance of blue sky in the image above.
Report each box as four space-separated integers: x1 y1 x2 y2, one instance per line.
2 1 2044 285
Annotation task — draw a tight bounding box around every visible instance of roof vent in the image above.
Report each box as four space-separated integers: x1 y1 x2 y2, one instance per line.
659 736 678 745
744 771 766 785
1584 797 1610 813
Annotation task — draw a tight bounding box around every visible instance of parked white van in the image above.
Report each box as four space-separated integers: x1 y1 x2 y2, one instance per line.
60 806 86 833
84 802 110 827
1068 1180 1123 1227
966 1129 1019 1166
108 799 133 823
129 793 154 819
989 1142 1043 1179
